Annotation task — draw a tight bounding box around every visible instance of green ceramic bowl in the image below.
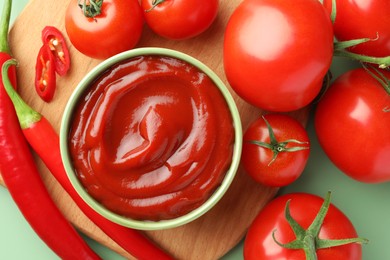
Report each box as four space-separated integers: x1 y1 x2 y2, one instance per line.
60 47 242 230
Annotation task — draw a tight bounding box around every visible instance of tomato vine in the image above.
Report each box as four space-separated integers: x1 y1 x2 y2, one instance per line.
326 0 390 68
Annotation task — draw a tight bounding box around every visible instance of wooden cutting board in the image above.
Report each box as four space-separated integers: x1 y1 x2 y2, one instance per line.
1 0 309 259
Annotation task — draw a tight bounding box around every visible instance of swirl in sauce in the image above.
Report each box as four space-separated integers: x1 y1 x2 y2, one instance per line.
69 55 235 220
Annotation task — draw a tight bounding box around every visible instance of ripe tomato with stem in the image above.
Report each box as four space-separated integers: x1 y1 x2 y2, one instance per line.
224 0 334 112
140 0 219 40
241 114 310 187
315 66 390 183
65 0 144 59
244 192 367 259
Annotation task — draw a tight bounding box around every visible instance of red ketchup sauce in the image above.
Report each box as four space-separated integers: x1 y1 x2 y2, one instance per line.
69 55 235 221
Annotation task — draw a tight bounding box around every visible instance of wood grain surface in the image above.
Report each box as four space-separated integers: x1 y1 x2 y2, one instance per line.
0 0 309 259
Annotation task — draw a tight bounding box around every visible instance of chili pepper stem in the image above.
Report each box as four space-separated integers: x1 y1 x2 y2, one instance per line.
2 59 42 129
0 0 12 53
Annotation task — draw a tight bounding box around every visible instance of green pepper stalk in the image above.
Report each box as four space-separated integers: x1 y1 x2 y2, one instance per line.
0 0 12 53
0 0 17 91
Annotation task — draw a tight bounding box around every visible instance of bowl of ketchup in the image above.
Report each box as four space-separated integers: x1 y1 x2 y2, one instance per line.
60 47 242 230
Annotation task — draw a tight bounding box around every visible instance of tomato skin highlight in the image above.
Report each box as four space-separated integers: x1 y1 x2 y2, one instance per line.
141 0 219 40
223 0 333 112
244 193 362 260
315 68 390 183
65 0 144 60
323 0 390 58
241 114 310 187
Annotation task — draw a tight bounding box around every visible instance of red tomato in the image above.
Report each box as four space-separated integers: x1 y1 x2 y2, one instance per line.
41 26 71 76
241 114 310 187
244 193 363 260
140 0 219 40
323 0 390 58
224 0 334 112
315 68 390 183
35 44 56 102
65 0 143 59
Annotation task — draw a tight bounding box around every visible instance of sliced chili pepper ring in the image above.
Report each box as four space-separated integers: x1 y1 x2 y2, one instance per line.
35 44 56 102
42 26 70 76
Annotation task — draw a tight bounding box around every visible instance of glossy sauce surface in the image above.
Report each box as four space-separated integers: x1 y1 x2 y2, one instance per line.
69 56 235 220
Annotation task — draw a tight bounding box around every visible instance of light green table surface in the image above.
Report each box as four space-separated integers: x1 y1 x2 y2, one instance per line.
1 1 389 259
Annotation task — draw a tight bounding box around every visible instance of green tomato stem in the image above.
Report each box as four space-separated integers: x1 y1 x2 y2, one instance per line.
78 0 103 18
146 0 166 12
333 33 390 69
334 37 374 51
361 64 390 112
361 63 390 95
303 235 317 260
2 59 42 129
0 0 12 53
330 0 336 24
329 0 389 69
334 49 390 69
248 115 309 166
273 191 368 258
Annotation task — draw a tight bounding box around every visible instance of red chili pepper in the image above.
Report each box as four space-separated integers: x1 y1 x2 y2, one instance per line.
1 20 101 260
3 60 173 259
41 26 70 76
25 119 174 260
35 43 56 102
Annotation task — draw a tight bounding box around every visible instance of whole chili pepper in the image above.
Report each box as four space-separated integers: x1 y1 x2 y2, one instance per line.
2 59 173 260
1 63 101 259
0 1 101 258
